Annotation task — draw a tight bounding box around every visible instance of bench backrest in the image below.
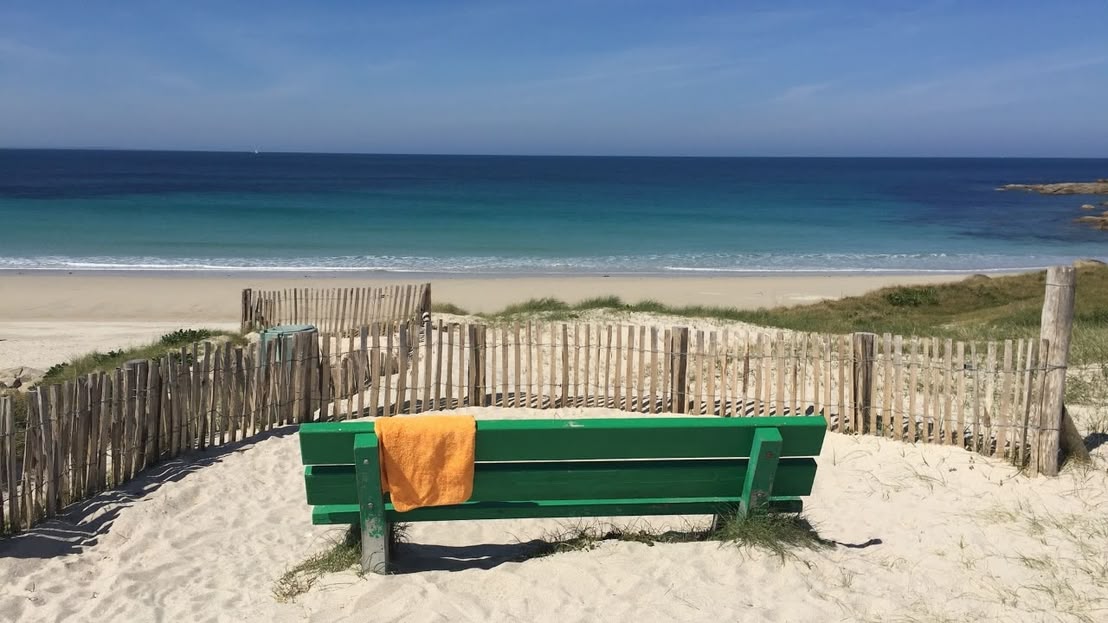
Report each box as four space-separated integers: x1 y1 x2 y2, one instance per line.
301 416 826 518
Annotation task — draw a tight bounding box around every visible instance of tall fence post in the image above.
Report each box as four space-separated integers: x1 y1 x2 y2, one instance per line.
467 325 486 406
241 288 253 333
147 360 162 468
852 332 876 434
420 283 432 325
672 327 689 413
0 394 11 532
1038 265 1079 475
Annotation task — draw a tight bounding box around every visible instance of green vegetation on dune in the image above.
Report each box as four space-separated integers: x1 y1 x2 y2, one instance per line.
733 268 1108 343
39 328 247 386
273 526 361 601
434 267 1108 366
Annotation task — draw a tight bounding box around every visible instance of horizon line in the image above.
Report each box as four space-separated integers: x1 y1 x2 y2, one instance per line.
2 146 1108 160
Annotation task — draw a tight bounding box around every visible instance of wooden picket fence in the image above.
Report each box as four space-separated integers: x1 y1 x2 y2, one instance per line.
240 283 431 334
0 320 1062 535
0 334 322 533
320 320 1056 468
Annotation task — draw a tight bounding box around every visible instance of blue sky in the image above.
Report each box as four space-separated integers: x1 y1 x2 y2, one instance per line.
2 1 1107 156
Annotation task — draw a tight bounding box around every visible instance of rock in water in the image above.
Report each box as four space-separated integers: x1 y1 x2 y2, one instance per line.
999 181 1108 195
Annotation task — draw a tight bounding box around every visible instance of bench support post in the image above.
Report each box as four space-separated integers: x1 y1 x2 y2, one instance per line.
739 428 782 515
353 433 390 574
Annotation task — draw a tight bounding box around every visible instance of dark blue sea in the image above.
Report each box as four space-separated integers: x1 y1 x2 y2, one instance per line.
1 149 1105 274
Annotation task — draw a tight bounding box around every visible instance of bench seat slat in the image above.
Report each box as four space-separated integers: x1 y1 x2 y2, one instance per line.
305 458 818 506
300 416 827 465
312 495 805 525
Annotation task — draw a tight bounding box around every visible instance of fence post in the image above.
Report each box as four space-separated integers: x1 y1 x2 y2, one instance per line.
852 332 876 434
241 288 253 333
1038 265 1081 475
420 283 432 325
1 394 18 531
467 325 486 406
672 327 689 413
147 360 162 468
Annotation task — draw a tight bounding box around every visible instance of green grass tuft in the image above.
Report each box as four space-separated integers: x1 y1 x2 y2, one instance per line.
159 328 220 347
497 297 571 316
883 286 939 307
533 510 828 562
712 510 830 559
430 302 468 315
39 328 246 386
575 295 625 309
273 526 361 602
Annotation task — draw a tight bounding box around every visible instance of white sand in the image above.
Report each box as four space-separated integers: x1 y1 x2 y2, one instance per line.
2 406 1105 622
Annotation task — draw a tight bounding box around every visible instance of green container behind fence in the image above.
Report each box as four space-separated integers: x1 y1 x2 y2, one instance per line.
259 324 318 363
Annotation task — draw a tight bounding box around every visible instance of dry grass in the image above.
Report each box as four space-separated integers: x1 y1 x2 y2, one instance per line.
273 527 361 602
531 511 830 562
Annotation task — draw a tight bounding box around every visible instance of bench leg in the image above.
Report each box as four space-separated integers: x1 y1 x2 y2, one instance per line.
353 433 390 574
739 428 782 516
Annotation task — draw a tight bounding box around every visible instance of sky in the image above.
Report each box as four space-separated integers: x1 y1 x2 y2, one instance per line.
1 1 1107 157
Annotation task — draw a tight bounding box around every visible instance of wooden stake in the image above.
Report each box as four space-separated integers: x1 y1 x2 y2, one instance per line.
1037 266 1080 474
649 327 659 414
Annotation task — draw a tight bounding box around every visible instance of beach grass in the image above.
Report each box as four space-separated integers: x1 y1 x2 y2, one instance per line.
536 511 829 561
273 526 361 602
38 328 247 386
0 388 28 459
441 266 1108 366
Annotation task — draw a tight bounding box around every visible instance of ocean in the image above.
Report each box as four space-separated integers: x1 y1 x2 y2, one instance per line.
1 149 1105 275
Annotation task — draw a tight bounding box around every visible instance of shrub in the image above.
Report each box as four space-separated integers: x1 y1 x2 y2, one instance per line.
160 329 217 347
883 286 939 307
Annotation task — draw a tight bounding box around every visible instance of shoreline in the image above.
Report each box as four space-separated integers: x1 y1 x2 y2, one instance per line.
0 271 999 321
0 266 1039 278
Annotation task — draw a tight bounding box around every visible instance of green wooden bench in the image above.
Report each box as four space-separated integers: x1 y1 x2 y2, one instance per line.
299 416 827 573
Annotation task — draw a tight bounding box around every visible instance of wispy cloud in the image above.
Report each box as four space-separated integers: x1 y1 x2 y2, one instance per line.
0 36 63 65
773 82 832 102
855 48 1108 115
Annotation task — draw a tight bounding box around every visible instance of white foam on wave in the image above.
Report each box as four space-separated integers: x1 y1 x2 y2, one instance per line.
0 252 1102 275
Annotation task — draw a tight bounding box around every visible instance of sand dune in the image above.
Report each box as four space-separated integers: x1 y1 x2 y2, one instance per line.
2 406 1105 623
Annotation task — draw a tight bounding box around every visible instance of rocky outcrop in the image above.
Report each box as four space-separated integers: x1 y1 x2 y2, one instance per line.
0 366 45 390
999 181 1108 195
1074 258 1107 268
1075 211 1108 230
999 180 1108 231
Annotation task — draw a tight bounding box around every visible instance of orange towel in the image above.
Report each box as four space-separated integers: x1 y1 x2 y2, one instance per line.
374 415 476 512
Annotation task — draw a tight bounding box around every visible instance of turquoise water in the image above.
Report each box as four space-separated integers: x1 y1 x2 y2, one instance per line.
1 150 1106 274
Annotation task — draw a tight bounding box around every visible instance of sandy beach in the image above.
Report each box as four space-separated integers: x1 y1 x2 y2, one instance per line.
0 271 969 370
1 406 1105 622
